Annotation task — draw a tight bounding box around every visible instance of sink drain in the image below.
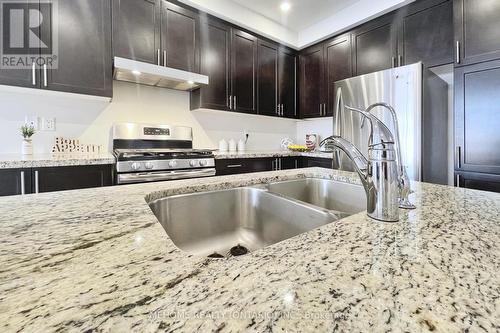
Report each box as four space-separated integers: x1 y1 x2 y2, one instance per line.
230 244 248 256
207 252 225 259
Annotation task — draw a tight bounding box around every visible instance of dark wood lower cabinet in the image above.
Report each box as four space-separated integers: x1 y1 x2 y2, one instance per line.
215 158 272 176
300 157 333 168
0 165 113 196
455 172 500 193
34 165 113 193
0 168 32 196
215 156 331 176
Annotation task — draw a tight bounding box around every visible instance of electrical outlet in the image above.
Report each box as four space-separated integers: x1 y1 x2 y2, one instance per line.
41 117 56 131
24 116 39 130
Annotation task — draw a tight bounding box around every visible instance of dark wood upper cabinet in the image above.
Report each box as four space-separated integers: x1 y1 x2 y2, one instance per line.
278 48 297 118
191 18 231 110
112 0 160 65
43 0 112 97
325 34 352 116
299 44 325 118
400 0 453 68
454 59 500 175
454 0 500 66
353 15 398 76
231 29 257 114
257 40 278 116
160 1 199 72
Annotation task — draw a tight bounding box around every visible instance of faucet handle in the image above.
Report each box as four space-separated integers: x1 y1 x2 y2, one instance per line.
345 105 395 147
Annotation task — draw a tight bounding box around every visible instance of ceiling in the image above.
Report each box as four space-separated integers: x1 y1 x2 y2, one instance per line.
230 0 359 31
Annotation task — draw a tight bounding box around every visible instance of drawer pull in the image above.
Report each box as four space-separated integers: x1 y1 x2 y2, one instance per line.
226 164 242 168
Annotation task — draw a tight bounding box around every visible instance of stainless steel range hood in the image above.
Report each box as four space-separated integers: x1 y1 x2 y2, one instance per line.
113 57 209 91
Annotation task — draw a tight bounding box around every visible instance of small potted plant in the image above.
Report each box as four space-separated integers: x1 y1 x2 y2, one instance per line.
20 124 35 155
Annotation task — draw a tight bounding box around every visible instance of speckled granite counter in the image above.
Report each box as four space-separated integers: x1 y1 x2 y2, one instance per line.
0 153 115 168
214 150 333 159
0 168 499 332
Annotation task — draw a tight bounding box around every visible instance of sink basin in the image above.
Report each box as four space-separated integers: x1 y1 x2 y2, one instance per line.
265 178 366 215
148 187 339 257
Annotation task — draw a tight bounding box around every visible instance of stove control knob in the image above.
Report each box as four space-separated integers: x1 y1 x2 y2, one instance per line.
168 160 177 168
131 162 141 171
199 160 208 166
189 160 198 167
144 162 154 170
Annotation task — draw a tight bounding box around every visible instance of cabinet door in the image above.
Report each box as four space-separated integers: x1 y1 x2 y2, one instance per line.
0 0 40 88
278 49 297 118
257 40 278 117
456 172 500 193
191 18 230 111
231 29 257 114
112 0 160 65
33 165 113 193
455 0 500 66
280 157 299 170
325 34 352 116
299 44 324 118
454 60 500 175
161 1 199 72
0 169 32 197
401 0 453 68
42 0 112 97
353 16 398 75
301 157 333 168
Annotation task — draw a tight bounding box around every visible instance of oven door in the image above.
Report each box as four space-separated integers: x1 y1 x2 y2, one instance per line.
116 168 216 184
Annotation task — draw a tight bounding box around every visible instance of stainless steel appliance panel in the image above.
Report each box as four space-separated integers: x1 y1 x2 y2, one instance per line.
333 63 423 181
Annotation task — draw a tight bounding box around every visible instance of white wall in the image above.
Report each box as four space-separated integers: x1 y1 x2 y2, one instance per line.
0 82 297 154
296 117 333 145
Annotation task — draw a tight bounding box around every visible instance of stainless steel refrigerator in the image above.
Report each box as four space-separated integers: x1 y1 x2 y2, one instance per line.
332 62 448 185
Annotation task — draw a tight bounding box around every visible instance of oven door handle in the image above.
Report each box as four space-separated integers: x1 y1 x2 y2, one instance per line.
117 168 216 184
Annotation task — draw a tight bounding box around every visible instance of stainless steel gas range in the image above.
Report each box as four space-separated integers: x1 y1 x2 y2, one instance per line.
112 123 216 185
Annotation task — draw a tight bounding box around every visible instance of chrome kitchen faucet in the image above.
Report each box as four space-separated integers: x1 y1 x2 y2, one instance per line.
320 104 415 222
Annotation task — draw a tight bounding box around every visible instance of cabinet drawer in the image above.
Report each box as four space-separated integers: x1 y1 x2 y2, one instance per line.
215 158 272 175
455 172 500 193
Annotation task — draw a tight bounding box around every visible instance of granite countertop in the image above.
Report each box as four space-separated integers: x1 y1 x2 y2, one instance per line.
0 153 115 168
0 168 499 332
214 150 333 159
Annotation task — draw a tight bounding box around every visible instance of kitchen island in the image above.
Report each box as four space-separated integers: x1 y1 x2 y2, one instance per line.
0 168 498 332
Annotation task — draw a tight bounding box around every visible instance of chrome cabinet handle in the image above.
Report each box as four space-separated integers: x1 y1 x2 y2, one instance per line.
20 171 25 195
157 49 161 66
398 55 402 67
279 158 282 170
43 64 47 87
319 104 322 116
32 63 36 85
226 164 242 168
276 104 279 115
229 95 232 109
35 170 39 193
294 159 298 169
456 41 460 64
280 104 283 116
233 96 236 110
163 50 167 67
456 146 461 168
456 174 461 187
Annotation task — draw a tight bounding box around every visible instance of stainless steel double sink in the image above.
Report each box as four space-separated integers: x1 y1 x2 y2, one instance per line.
148 178 366 257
